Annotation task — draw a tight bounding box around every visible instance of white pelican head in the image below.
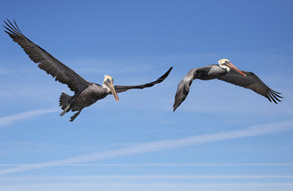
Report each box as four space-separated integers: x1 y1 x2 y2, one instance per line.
103 75 119 102
218 58 246 76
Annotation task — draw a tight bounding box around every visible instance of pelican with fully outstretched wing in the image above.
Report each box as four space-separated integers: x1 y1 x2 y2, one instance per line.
4 19 172 121
173 58 282 111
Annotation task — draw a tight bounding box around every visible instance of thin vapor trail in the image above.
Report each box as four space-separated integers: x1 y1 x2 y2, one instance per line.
0 120 292 175
0 108 59 127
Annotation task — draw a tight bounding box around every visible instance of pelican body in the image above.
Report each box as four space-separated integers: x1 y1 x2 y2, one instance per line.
4 19 173 121
173 59 282 111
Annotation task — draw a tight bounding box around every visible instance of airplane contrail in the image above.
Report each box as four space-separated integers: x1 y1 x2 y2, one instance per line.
0 120 292 175
0 108 59 127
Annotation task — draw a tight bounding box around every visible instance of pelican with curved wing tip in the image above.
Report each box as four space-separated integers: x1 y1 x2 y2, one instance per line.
4 19 173 121
173 58 282 111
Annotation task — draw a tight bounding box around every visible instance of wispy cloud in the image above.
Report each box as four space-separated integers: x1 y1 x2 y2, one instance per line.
1 175 293 180
1 182 293 191
2 163 293 167
0 108 59 127
0 120 292 175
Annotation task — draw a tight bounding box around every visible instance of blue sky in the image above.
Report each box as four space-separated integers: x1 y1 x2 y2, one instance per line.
0 0 293 190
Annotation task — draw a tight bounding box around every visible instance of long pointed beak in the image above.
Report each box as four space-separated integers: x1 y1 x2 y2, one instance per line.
108 82 119 102
226 63 246 77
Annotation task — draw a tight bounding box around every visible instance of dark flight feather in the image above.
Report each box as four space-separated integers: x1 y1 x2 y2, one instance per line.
114 67 173 93
217 69 282 103
3 19 89 93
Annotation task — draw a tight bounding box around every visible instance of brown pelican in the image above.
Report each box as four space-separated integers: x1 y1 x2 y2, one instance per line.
173 59 282 111
4 19 173 121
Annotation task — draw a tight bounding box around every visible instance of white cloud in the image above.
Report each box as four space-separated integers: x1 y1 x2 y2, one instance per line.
1 162 293 167
0 182 293 191
1 175 293 180
0 108 59 127
0 119 292 175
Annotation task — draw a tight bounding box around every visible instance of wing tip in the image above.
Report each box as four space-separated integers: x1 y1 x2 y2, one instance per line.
3 18 22 36
164 66 173 78
173 104 178 112
267 89 283 104
155 66 173 83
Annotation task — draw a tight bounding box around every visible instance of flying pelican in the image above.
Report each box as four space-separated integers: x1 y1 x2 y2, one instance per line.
173 59 282 111
4 19 173 121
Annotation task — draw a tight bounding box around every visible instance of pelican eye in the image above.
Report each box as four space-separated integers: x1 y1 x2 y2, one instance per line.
106 79 111 83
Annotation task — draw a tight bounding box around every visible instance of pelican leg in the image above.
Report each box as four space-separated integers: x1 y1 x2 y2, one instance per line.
70 110 82 122
60 105 70 116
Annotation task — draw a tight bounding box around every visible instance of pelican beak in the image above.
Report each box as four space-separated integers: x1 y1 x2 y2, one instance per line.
108 81 119 102
226 62 246 77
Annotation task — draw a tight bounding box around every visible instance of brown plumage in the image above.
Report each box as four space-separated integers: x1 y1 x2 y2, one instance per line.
173 59 282 111
217 69 282 104
4 19 173 121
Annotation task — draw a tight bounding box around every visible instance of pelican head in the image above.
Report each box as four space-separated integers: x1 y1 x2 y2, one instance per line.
103 75 119 102
218 58 230 66
218 58 246 76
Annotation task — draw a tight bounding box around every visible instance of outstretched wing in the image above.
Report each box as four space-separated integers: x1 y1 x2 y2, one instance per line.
217 69 282 103
4 19 89 93
173 68 197 111
114 67 173 93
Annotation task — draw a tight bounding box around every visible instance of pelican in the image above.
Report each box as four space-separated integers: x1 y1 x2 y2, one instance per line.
173 58 282 111
4 19 173 121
